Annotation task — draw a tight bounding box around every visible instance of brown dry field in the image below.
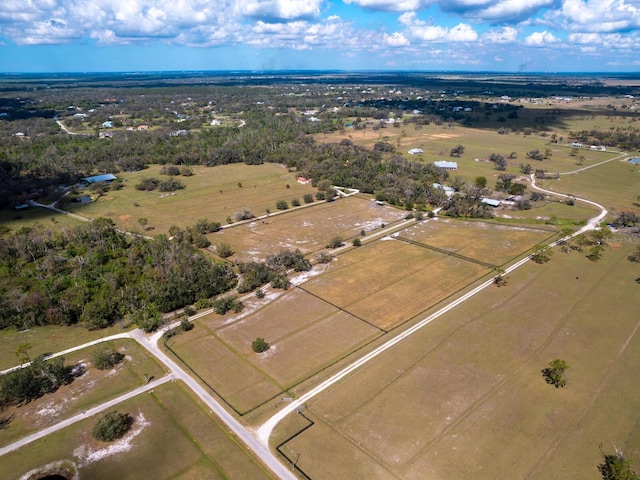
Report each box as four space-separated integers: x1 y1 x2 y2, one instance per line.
302 238 490 331
400 218 557 266
213 195 407 261
276 242 640 480
170 288 381 413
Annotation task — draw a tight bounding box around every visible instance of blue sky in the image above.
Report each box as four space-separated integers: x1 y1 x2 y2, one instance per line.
1 0 640 73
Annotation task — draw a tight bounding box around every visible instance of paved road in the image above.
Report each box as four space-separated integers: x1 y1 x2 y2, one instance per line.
0 373 175 456
128 330 298 480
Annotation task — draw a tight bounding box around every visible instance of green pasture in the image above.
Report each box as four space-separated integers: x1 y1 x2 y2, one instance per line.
1 382 273 480
215 195 407 261
0 205 82 233
539 159 640 215
278 241 640 479
0 339 164 448
169 288 381 413
63 163 316 234
0 324 129 371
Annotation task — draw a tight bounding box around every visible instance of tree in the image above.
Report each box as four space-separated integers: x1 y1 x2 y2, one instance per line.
92 411 134 442
276 200 289 210
303 193 314 204
15 343 32 364
352 237 362 247
542 358 569 388
91 347 125 370
489 153 507 171
251 337 269 353
327 236 343 249
474 176 487 188
531 245 553 264
137 217 149 231
598 447 640 480
291 198 301 207
216 242 235 258
450 144 465 157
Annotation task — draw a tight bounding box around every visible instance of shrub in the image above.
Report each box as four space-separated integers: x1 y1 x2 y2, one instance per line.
160 165 180 176
91 348 125 370
234 208 254 221
276 200 289 210
315 251 332 264
251 337 269 353
291 198 301 207
270 274 290 290
352 238 362 247
92 411 134 442
216 242 235 258
327 236 343 249
303 193 314 204
212 296 242 315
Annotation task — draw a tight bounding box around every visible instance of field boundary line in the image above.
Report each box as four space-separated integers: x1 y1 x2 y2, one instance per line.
395 236 498 269
296 285 388 333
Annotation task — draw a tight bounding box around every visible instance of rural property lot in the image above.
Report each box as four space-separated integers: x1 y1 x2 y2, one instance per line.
399 218 557 267
2 382 273 480
0 339 164 448
214 195 408 262
277 243 640 480
65 163 316 234
302 237 491 331
169 289 382 414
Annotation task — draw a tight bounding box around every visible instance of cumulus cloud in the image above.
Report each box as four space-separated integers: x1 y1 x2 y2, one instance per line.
482 26 518 44
240 0 324 21
343 0 434 12
524 30 558 46
549 0 640 33
384 31 410 46
439 0 555 23
398 12 477 42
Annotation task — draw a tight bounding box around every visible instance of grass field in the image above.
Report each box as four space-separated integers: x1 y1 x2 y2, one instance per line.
0 339 164 448
540 158 640 216
400 218 557 266
169 288 382 413
0 205 82 233
0 324 130 371
63 163 317 234
302 237 491 331
276 241 640 480
0 382 273 480
214 195 407 261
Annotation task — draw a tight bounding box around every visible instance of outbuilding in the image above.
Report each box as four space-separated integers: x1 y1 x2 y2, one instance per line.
629 157 640 165
84 173 117 184
434 161 458 170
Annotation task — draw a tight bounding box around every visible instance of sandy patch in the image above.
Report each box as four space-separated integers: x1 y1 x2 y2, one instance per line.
118 214 131 222
73 411 149 467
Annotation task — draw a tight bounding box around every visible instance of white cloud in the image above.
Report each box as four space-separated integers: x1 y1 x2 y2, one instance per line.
482 26 518 44
549 0 640 33
398 13 477 42
240 0 324 20
524 30 558 46
343 0 434 11
384 31 410 46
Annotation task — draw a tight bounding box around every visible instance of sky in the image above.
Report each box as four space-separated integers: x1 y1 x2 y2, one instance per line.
1 0 640 73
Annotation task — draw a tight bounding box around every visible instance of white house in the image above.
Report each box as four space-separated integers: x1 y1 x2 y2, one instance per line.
408 148 423 155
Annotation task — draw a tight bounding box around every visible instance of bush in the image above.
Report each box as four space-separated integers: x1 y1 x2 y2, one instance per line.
314 251 332 264
352 238 362 247
92 411 134 442
251 337 269 353
212 296 242 315
291 198 301 207
326 236 343 249
276 200 289 210
216 242 235 258
160 165 180 176
234 208 254 221
91 348 125 370
303 193 314 204
270 274 290 290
